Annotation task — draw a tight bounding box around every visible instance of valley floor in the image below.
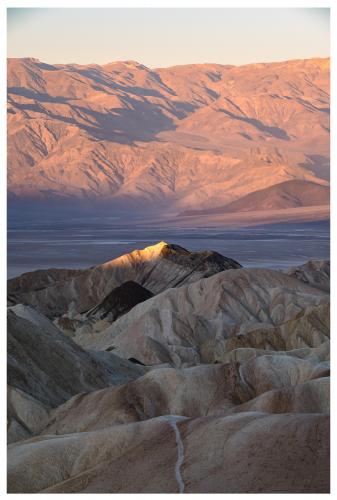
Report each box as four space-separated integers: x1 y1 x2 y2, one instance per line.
7 215 330 278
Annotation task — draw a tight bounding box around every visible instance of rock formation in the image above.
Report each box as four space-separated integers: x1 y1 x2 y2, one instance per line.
7 241 241 318
284 259 330 292
84 280 153 322
74 266 329 365
7 243 330 492
7 305 147 443
8 413 329 493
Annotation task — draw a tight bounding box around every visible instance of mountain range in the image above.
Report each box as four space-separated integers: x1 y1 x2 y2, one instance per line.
7 57 329 216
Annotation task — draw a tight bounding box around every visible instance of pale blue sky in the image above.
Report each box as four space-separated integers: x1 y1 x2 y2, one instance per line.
7 8 330 67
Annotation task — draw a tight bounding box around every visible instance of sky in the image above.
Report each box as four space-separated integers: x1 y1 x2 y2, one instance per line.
7 8 330 68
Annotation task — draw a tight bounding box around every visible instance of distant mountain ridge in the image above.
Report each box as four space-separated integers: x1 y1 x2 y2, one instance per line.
7 57 330 214
180 180 330 216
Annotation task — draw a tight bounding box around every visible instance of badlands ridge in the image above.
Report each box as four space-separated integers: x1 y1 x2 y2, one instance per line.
7 242 330 493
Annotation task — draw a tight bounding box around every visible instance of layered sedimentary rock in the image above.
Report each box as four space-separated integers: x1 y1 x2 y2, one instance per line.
41 363 250 435
7 386 50 444
85 280 153 322
7 309 111 407
6 244 330 493
7 306 147 442
41 354 329 437
284 259 330 292
7 241 241 318
75 267 329 366
8 413 329 493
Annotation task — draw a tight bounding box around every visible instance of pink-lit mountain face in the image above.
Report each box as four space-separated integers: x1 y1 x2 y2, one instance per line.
7 57 329 213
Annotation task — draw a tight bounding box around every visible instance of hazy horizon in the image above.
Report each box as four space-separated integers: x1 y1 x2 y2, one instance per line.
8 8 330 67
7 54 331 69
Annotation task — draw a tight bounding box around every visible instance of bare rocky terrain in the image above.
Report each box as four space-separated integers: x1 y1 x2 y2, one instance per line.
7 242 330 493
8 57 329 217
7 241 241 318
7 47 331 494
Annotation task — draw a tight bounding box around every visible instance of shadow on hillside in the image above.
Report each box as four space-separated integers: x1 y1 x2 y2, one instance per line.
299 154 330 181
8 88 180 144
8 87 68 104
69 66 177 98
218 108 290 140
